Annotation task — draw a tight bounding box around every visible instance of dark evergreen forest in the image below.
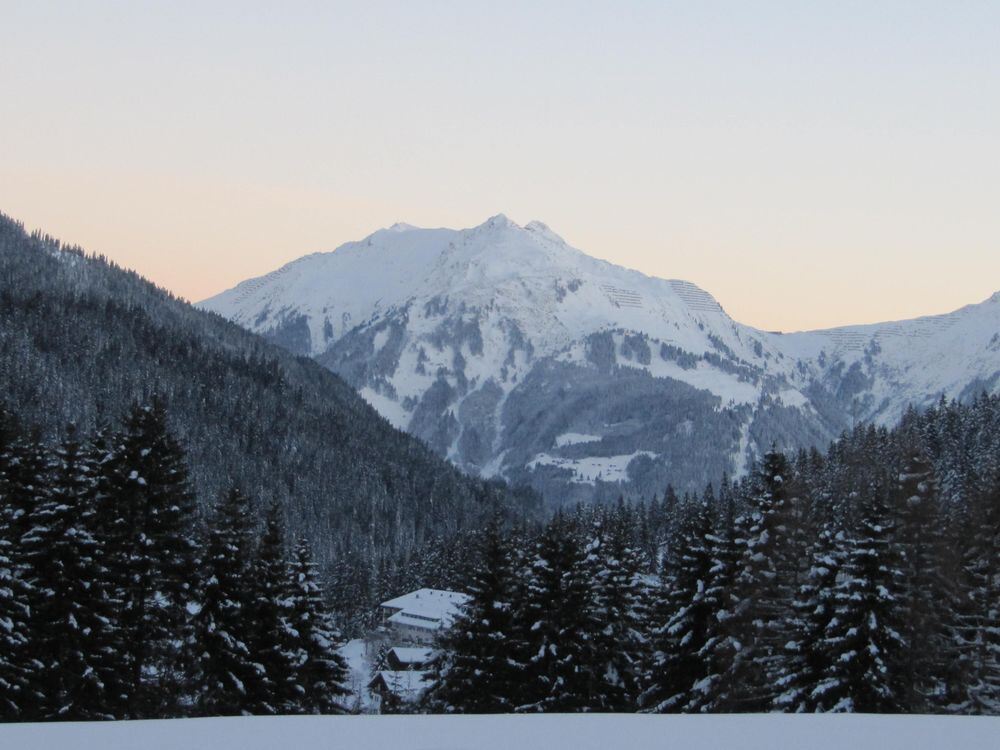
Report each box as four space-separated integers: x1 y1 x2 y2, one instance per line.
2 394 995 719
427 396 1000 715
0 212 539 572
0 401 351 720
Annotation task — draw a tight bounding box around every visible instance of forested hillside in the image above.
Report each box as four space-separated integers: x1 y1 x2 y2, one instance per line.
5 391 994 720
428 396 1000 714
0 213 538 564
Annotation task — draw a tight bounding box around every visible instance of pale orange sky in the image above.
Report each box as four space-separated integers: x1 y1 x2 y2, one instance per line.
1 2 998 332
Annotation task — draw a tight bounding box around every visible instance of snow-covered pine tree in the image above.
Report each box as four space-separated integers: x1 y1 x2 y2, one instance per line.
248 503 300 715
774 458 814 697
582 503 647 711
286 537 350 714
83 423 131 718
3 434 56 719
101 401 199 718
515 515 600 712
814 486 908 712
727 449 798 711
18 426 118 720
0 512 28 721
689 481 742 712
634 498 659 569
894 446 957 710
659 485 681 550
327 548 375 635
191 486 264 716
424 517 520 713
953 478 1000 713
0 409 34 721
372 555 398 624
774 524 842 712
641 487 716 712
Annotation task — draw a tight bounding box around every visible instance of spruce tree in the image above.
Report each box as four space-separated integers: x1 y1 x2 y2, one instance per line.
18 427 117 719
690 484 742 712
953 479 1000 713
83 423 130 718
248 503 299 715
0 494 29 721
727 450 796 711
4 435 54 718
286 538 350 714
425 517 519 713
894 447 955 710
515 516 600 712
642 489 716 712
102 401 199 718
586 505 647 711
814 488 907 712
774 524 841 712
191 487 264 716
0 411 33 720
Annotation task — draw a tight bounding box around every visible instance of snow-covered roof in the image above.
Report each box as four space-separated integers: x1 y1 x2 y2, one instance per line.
389 646 434 665
379 588 470 623
368 670 430 698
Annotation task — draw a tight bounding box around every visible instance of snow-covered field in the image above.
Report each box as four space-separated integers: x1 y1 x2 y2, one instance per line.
2 715 997 750
337 638 376 712
527 451 658 484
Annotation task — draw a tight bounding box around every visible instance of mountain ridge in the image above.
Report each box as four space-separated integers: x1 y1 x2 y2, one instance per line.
200 216 1000 504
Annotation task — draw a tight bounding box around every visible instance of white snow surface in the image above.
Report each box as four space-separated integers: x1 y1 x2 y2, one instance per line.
3 714 997 750
337 638 375 713
528 451 657 485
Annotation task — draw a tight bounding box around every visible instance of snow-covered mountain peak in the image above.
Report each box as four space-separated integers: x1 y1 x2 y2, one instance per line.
524 220 567 245
199 218 1000 504
482 213 516 229
200 215 763 367
463 214 571 251
386 221 420 233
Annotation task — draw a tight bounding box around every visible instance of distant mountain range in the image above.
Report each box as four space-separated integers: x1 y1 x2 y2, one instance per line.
201 215 1000 504
0 212 536 563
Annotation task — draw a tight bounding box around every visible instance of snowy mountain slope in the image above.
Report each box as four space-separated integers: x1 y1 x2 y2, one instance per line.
776 294 1000 424
200 216 1000 504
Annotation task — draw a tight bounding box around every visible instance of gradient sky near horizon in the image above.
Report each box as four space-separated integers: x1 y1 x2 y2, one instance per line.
1 1 998 332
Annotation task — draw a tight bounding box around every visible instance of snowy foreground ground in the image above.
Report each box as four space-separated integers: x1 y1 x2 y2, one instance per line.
2 714 998 750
